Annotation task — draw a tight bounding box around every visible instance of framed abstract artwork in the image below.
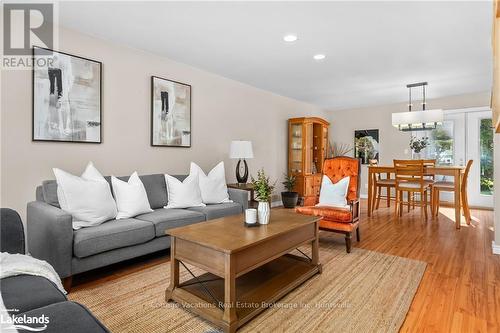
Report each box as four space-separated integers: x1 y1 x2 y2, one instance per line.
32 46 102 143
354 129 379 165
151 76 191 147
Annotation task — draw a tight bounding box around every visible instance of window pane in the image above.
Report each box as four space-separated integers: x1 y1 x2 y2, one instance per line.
480 118 494 195
424 121 454 165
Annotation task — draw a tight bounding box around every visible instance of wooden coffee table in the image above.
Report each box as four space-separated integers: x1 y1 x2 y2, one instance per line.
165 209 322 333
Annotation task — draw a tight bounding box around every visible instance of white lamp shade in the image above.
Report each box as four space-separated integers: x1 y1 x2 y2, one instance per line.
392 109 443 128
230 141 254 159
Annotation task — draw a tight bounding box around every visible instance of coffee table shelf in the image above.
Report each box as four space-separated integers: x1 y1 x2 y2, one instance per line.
178 254 320 327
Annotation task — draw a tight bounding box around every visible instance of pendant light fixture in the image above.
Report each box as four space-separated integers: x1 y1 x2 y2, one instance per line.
392 82 443 131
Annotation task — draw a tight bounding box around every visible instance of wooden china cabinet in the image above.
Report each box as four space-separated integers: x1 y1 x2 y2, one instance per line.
288 117 330 206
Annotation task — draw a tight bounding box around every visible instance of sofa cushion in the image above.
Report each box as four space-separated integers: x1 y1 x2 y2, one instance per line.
23 301 109 333
41 174 188 209
41 177 112 208
73 218 155 258
53 164 118 229
0 208 25 254
115 174 168 210
42 180 60 207
136 208 205 237
187 202 243 220
296 205 353 223
0 275 67 313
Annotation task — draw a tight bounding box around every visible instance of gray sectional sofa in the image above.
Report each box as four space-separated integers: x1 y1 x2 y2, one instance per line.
1 208 109 333
27 174 248 289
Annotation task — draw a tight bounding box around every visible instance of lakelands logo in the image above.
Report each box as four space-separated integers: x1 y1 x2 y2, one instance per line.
2 2 58 69
1 312 50 331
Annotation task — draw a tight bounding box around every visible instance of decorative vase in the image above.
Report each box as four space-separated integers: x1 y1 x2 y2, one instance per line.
413 152 422 160
258 201 270 224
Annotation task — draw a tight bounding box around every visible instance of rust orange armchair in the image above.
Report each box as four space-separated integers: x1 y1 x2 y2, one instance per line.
296 157 361 253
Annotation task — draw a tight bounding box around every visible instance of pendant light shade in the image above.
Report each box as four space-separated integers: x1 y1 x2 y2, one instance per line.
392 109 443 131
391 82 443 131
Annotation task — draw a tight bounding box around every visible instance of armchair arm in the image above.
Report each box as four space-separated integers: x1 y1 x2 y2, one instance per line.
349 199 360 222
0 208 25 254
27 201 73 278
228 188 249 211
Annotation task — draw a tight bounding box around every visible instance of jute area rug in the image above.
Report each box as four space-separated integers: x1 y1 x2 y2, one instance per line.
69 232 426 333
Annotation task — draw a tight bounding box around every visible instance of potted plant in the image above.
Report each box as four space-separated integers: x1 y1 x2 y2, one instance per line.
251 169 276 224
409 136 429 159
281 173 298 208
329 141 353 158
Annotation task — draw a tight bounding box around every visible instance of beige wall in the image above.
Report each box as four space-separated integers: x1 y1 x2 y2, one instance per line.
0 27 327 219
327 92 491 196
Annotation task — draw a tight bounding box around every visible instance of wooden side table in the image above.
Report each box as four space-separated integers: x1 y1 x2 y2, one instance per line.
227 183 258 208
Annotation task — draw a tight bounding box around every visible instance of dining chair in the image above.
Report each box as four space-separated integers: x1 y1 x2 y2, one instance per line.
431 160 473 224
370 160 396 210
422 159 437 181
394 159 432 219
414 159 437 209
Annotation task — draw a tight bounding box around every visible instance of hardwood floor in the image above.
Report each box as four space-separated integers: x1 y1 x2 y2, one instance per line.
72 200 500 332
360 201 499 332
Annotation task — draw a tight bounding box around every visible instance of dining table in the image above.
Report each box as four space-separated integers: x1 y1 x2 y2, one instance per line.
367 165 466 229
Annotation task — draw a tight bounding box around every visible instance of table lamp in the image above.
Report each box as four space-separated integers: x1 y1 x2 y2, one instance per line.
229 140 254 184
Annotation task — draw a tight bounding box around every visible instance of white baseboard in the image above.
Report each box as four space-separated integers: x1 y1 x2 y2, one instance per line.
492 241 500 255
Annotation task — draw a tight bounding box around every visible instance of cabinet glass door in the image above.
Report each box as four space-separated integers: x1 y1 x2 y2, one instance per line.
290 123 303 174
305 123 314 174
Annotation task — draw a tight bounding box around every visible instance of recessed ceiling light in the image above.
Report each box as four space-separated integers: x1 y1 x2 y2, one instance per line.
283 34 298 42
313 54 326 60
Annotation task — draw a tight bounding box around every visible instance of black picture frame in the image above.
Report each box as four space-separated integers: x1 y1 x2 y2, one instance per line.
150 76 192 148
32 46 102 144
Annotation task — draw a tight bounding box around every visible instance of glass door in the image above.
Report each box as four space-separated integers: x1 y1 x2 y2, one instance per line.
421 108 494 208
423 113 465 166
466 110 494 207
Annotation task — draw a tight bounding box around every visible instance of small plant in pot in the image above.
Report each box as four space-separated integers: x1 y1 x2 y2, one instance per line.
251 169 275 225
281 173 298 208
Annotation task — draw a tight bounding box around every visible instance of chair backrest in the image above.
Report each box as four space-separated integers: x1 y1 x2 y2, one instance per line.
462 160 474 189
323 157 361 201
369 160 385 181
422 159 436 178
423 159 436 167
393 159 425 190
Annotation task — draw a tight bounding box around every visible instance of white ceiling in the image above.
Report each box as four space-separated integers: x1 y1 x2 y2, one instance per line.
58 1 493 111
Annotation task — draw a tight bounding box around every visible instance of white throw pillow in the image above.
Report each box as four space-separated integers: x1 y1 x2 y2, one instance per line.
190 162 232 204
316 175 350 209
112 172 153 219
164 173 205 209
54 162 117 229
